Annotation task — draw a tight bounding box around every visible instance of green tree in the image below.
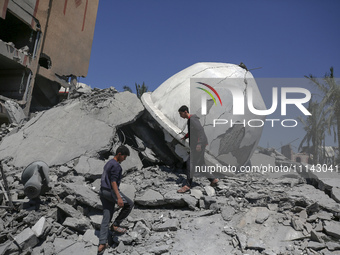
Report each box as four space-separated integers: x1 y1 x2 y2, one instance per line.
298 98 326 164
123 82 148 99
305 67 340 161
135 82 148 99
123 86 132 93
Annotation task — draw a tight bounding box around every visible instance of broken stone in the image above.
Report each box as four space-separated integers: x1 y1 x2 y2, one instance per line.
221 205 236 221
0 91 144 167
62 217 92 234
307 241 326 251
74 156 105 180
310 230 324 243
324 221 340 239
326 241 340 251
153 219 179 232
135 189 165 206
31 216 46 237
14 227 39 250
61 183 102 209
255 209 270 224
204 186 215 197
82 229 99 245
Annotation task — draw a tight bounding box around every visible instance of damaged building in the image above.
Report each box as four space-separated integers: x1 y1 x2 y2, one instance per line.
0 0 99 124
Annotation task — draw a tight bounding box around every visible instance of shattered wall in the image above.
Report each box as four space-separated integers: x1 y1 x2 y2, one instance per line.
0 0 99 120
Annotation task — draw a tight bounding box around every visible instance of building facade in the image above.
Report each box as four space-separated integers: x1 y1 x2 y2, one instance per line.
0 0 99 123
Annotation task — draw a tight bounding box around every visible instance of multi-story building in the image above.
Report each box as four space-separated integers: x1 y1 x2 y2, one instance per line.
0 0 99 123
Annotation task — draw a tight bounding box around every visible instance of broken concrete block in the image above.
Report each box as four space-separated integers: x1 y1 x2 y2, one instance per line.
135 189 165 206
310 230 324 243
57 203 83 218
324 221 340 239
14 227 39 250
255 209 270 224
204 186 215 197
190 189 203 199
153 219 179 232
61 183 102 209
221 205 236 221
326 241 340 251
62 217 92 234
31 216 46 237
133 221 150 237
74 156 105 180
82 229 99 245
307 241 326 251
163 190 187 207
0 91 144 167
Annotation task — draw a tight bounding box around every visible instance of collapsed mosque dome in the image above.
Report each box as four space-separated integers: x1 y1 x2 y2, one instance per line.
141 62 267 170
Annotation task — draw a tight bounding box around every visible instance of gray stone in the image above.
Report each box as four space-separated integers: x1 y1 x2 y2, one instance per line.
307 241 326 250
182 194 198 209
31 217 46 237
255 209 270 224
4 100 26 124
74 156 105 179
62 217 92 234
82 229 99 245
324 221 340 239
247 237 266 250
310 230 323 243
147 244 170 254
190 189 203 199
153 219 179 232
204 186 216 197
133 221 150 237
57 203 83 218
56 240 97 255
116 241 126 253
0 91 144 167
326 241 340 251
14 227 39 250
291 217 304 231
135 189 165 206
163 190 187 206
287 185 340 214
64 195 77 206
61 183 102 209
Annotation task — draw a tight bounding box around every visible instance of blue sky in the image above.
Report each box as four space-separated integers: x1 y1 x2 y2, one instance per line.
82 0 340 151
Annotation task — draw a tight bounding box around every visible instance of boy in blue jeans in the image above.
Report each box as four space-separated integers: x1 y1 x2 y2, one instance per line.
97 145 134 254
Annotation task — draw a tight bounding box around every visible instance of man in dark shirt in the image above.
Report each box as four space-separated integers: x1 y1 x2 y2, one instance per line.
177 105 218 193
98 145 134 254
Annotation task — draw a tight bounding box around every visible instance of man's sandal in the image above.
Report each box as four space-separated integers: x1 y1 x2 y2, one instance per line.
97 243 108 255
177 185 190 193
110 224 127 234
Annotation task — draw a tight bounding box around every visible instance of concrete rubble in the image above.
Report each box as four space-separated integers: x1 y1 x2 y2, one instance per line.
0 86 340 255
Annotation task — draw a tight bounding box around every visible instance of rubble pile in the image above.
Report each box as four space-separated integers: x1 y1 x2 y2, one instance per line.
1 88 340 255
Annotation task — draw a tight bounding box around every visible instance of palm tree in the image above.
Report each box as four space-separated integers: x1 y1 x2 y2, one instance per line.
123 82 148 99
305 67 340 161
135 82 148 99
298 99 325 164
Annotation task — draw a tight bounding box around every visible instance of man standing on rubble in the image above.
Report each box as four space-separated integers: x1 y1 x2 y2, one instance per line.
97 145 134 255
177 105 218 193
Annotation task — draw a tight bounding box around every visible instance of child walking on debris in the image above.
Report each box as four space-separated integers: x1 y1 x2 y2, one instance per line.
97 145 134 255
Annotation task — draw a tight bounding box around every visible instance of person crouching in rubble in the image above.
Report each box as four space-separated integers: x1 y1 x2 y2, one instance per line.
97 145 134 255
